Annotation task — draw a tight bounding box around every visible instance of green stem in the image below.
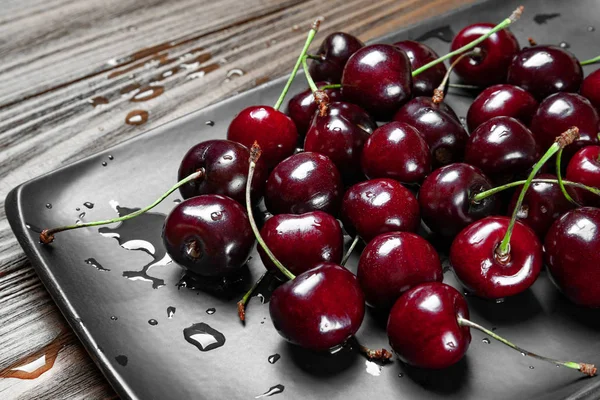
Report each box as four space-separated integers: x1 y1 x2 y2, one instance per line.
302 55 319 93
581 55 600 66
472 178 600 203
341 236 360 266
458 317 596 376
306 54 324 61
237 271 269 322
412 6 524 77
40 170 203 244
448 83 482 90
273 19 321 110
318 83 342 91
433 49 480 104
556 148 581 206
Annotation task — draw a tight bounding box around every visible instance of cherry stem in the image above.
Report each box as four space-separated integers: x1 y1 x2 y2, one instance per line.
432 48 481 104
302 55 330 116
302 55 319 93
458 317 596 376
237 270 269 323
412 6 524 77
306 53 324 61
448 83 481 90
39 169 204 244
340 236 360 266
319 83 342 90
581 55 600 66
497 127 579 257
471 178 600 203
349 336 393 363
246 142 296 280
273 18 322 111
556 148 581 206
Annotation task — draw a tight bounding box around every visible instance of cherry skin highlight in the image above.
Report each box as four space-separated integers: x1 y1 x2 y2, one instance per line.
393 40 447 97
269 263 365 351
361 121 431 184
309 32 364 83
162 195 254 277
357 232 442 309
387 282 471 369
566 146 600 207
580 68 600 112
287 82 342 138
178 139 268 206
449 216 543 299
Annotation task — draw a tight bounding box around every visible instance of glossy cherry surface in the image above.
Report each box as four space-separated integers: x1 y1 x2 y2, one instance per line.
309 32 364 83
287 82 342 138
545 207 600 307
507 173 577 239
393 40 446 97
357 232 442 309
162 195 254 277
269 263 365 351
361 121 431 184
580 68 600 112
466 84 538 132
450 23 520 86
464 116 537 183
341 178 420 242
449 216 543 299
265 152 343 215
507 45 583 101
566 146 600 207
418 163 497 237
258 211 343 278
393 97 467 167
227 105 298 169
387 282 471 369
341 44 412 120
178 139 268 205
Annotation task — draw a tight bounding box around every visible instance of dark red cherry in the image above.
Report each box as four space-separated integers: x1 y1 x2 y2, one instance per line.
269 263 365 351
341 178 420 242
464 116 537 184
304 101 376 182
529 93 599 160
361 121 431 184
418 163 498 237
258 211 343 278
357 232 442 309
264 152 343 215
178 139 268 205
450 216 543 299
387 282 471 369
450 23 520 86
286 82 342 138
227 105 298 169
393 97 467 167
308 32 364 83
545 207 600 307
507 45 583 101
507 173 578 239
162 195 254 277
566 146 600 207
393 40 446 97
467 84 538 132
341 44 412 120
580 68 600 112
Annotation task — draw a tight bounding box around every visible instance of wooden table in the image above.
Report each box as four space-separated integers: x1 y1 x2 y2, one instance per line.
0 0 473 398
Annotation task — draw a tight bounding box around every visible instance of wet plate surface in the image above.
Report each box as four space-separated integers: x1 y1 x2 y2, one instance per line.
6 0 600 399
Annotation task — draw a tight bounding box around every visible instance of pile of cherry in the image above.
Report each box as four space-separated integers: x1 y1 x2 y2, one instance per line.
42 7 600 379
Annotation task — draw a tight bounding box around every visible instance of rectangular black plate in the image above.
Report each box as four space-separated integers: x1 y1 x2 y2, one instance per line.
7 0 600 398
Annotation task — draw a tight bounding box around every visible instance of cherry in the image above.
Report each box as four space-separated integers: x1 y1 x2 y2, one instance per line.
177 139 268 205
580 68 600 112
357 232 442 309
286 82 342 138
464 116 537 184
341 178 420 242
361 121 431 184
258 211 343 277
466 84 538 132
264 152 343 216
393 40 446 97
449 23 520 86
387 282 471 369
269 262 365 351
566 146 600 207
418 163 498 237
393 97 467 167
341 44 412 120
162 195 254 277
507 45 583 101
308 32 364 83
545 207 600 307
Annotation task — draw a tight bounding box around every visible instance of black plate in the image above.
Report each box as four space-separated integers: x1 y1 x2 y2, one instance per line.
7 0 600 398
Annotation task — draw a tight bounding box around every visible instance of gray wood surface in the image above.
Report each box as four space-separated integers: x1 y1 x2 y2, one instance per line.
0 0 472 398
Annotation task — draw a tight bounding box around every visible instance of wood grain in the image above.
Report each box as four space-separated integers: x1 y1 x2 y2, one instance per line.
0 0 473 398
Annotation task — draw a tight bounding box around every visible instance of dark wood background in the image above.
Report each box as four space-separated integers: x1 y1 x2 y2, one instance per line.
0 0 473 398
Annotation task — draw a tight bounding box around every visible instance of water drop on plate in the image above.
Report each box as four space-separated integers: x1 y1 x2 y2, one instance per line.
45 203 52 209
559 41 570 49
84 202 94 209
206 308 216 315
398 373 404 378
102 161 108 167
183 323 225 351
115 355 128 366
482 338 490 344
268 354 281 364
110 316 118 321
167 306 176 319
255 384 284 398
205 120 215 126
84 258 110 272
588 26 596 32
529 365 534 369
148 319 158 326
